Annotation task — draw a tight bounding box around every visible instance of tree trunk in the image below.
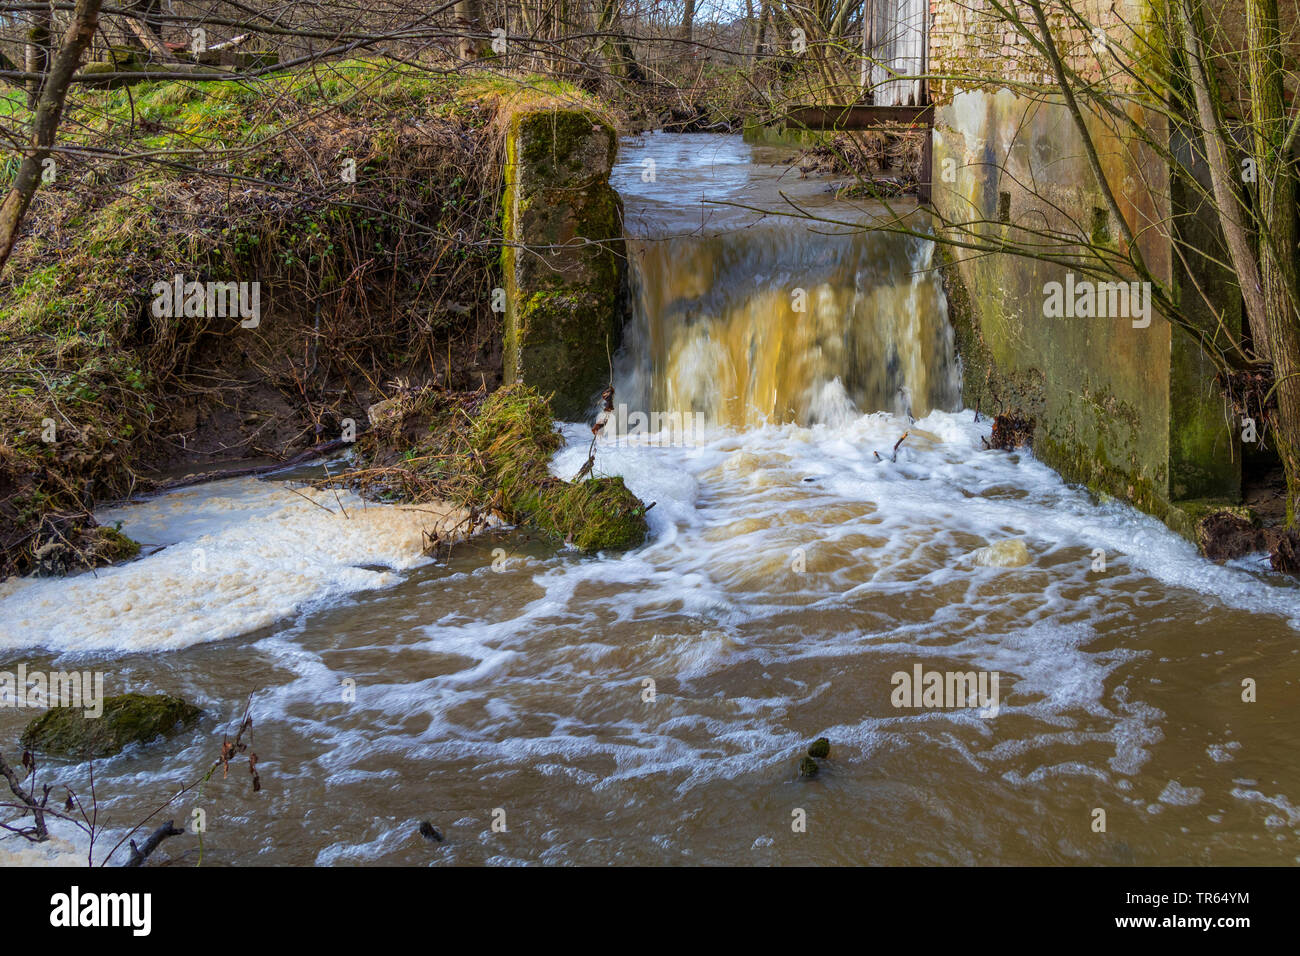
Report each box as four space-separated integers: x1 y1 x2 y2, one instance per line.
681 0 696 43
455 0 489 62
1180 0 1271 360
25 6 51 109
127 0 165 40
753 1 770 60
0 0 104 278
860 0 874 96
1247 0 1300 523
597 0 646 83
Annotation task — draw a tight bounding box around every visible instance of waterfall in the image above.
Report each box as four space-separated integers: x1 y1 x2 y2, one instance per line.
613 222 961 428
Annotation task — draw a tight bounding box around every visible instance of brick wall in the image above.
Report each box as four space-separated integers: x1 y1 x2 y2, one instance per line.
928 0 1148 104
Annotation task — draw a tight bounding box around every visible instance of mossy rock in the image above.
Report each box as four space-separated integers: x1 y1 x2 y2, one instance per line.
21 693 201 758
79 61 122 76
353 384 647 552
808 737 830 759
470 386 649 551
799 756 819 778
543 475 649 551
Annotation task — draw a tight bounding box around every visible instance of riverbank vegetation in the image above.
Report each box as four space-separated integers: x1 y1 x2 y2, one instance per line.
0 52 615 576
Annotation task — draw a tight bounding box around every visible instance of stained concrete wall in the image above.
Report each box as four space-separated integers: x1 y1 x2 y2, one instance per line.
502 110 626 420
926 0 1244 536
932 86 1240 533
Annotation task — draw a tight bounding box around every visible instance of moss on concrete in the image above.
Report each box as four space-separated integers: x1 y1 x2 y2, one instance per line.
741 118 833 149
933 87 1240 550
938 245 1046 419
502 110 626 421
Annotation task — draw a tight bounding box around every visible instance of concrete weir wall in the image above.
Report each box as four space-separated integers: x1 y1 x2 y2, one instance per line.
501 110 626 421
930 0 1241 537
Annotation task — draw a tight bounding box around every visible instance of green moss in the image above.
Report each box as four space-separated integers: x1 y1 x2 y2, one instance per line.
511 289 619 420
1038 433 1168 518
21 693 201 759
502 109 625 420
938 245 1045 418
741 118 832 149
1164 498 1256 548
93 525 142 563
542 476 648 551
516 111 618 181
469 386 648 551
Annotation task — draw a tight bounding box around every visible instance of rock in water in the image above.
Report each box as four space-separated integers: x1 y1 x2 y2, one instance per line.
799 756 819 778
21 693 201 758
972 539 1031 568
418 821 444 842
808 737 830 759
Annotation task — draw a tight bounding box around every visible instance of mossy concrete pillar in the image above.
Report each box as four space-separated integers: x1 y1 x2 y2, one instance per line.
502 110 625 421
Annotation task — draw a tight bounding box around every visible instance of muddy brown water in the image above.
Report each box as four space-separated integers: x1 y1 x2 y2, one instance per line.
0 133 1297 866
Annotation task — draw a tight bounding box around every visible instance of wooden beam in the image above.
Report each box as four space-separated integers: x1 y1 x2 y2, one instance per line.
785 104 934 130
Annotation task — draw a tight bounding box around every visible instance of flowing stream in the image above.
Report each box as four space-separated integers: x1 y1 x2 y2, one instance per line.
2 133 1299 866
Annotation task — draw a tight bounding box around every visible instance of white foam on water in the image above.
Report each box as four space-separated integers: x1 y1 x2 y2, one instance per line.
316 822 412 866
555 410 1300 628
0 477 467 656
0 815 138 867
2 405 1298 866
0 820 89 867
412 407 1296 791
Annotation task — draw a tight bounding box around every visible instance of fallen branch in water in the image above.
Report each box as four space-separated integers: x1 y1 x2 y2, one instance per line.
873 431 910 463
123 820 183 867
421 506 491 562
146 436 358 496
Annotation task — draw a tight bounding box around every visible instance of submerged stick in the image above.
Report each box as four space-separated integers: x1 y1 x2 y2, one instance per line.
124 820 183 867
